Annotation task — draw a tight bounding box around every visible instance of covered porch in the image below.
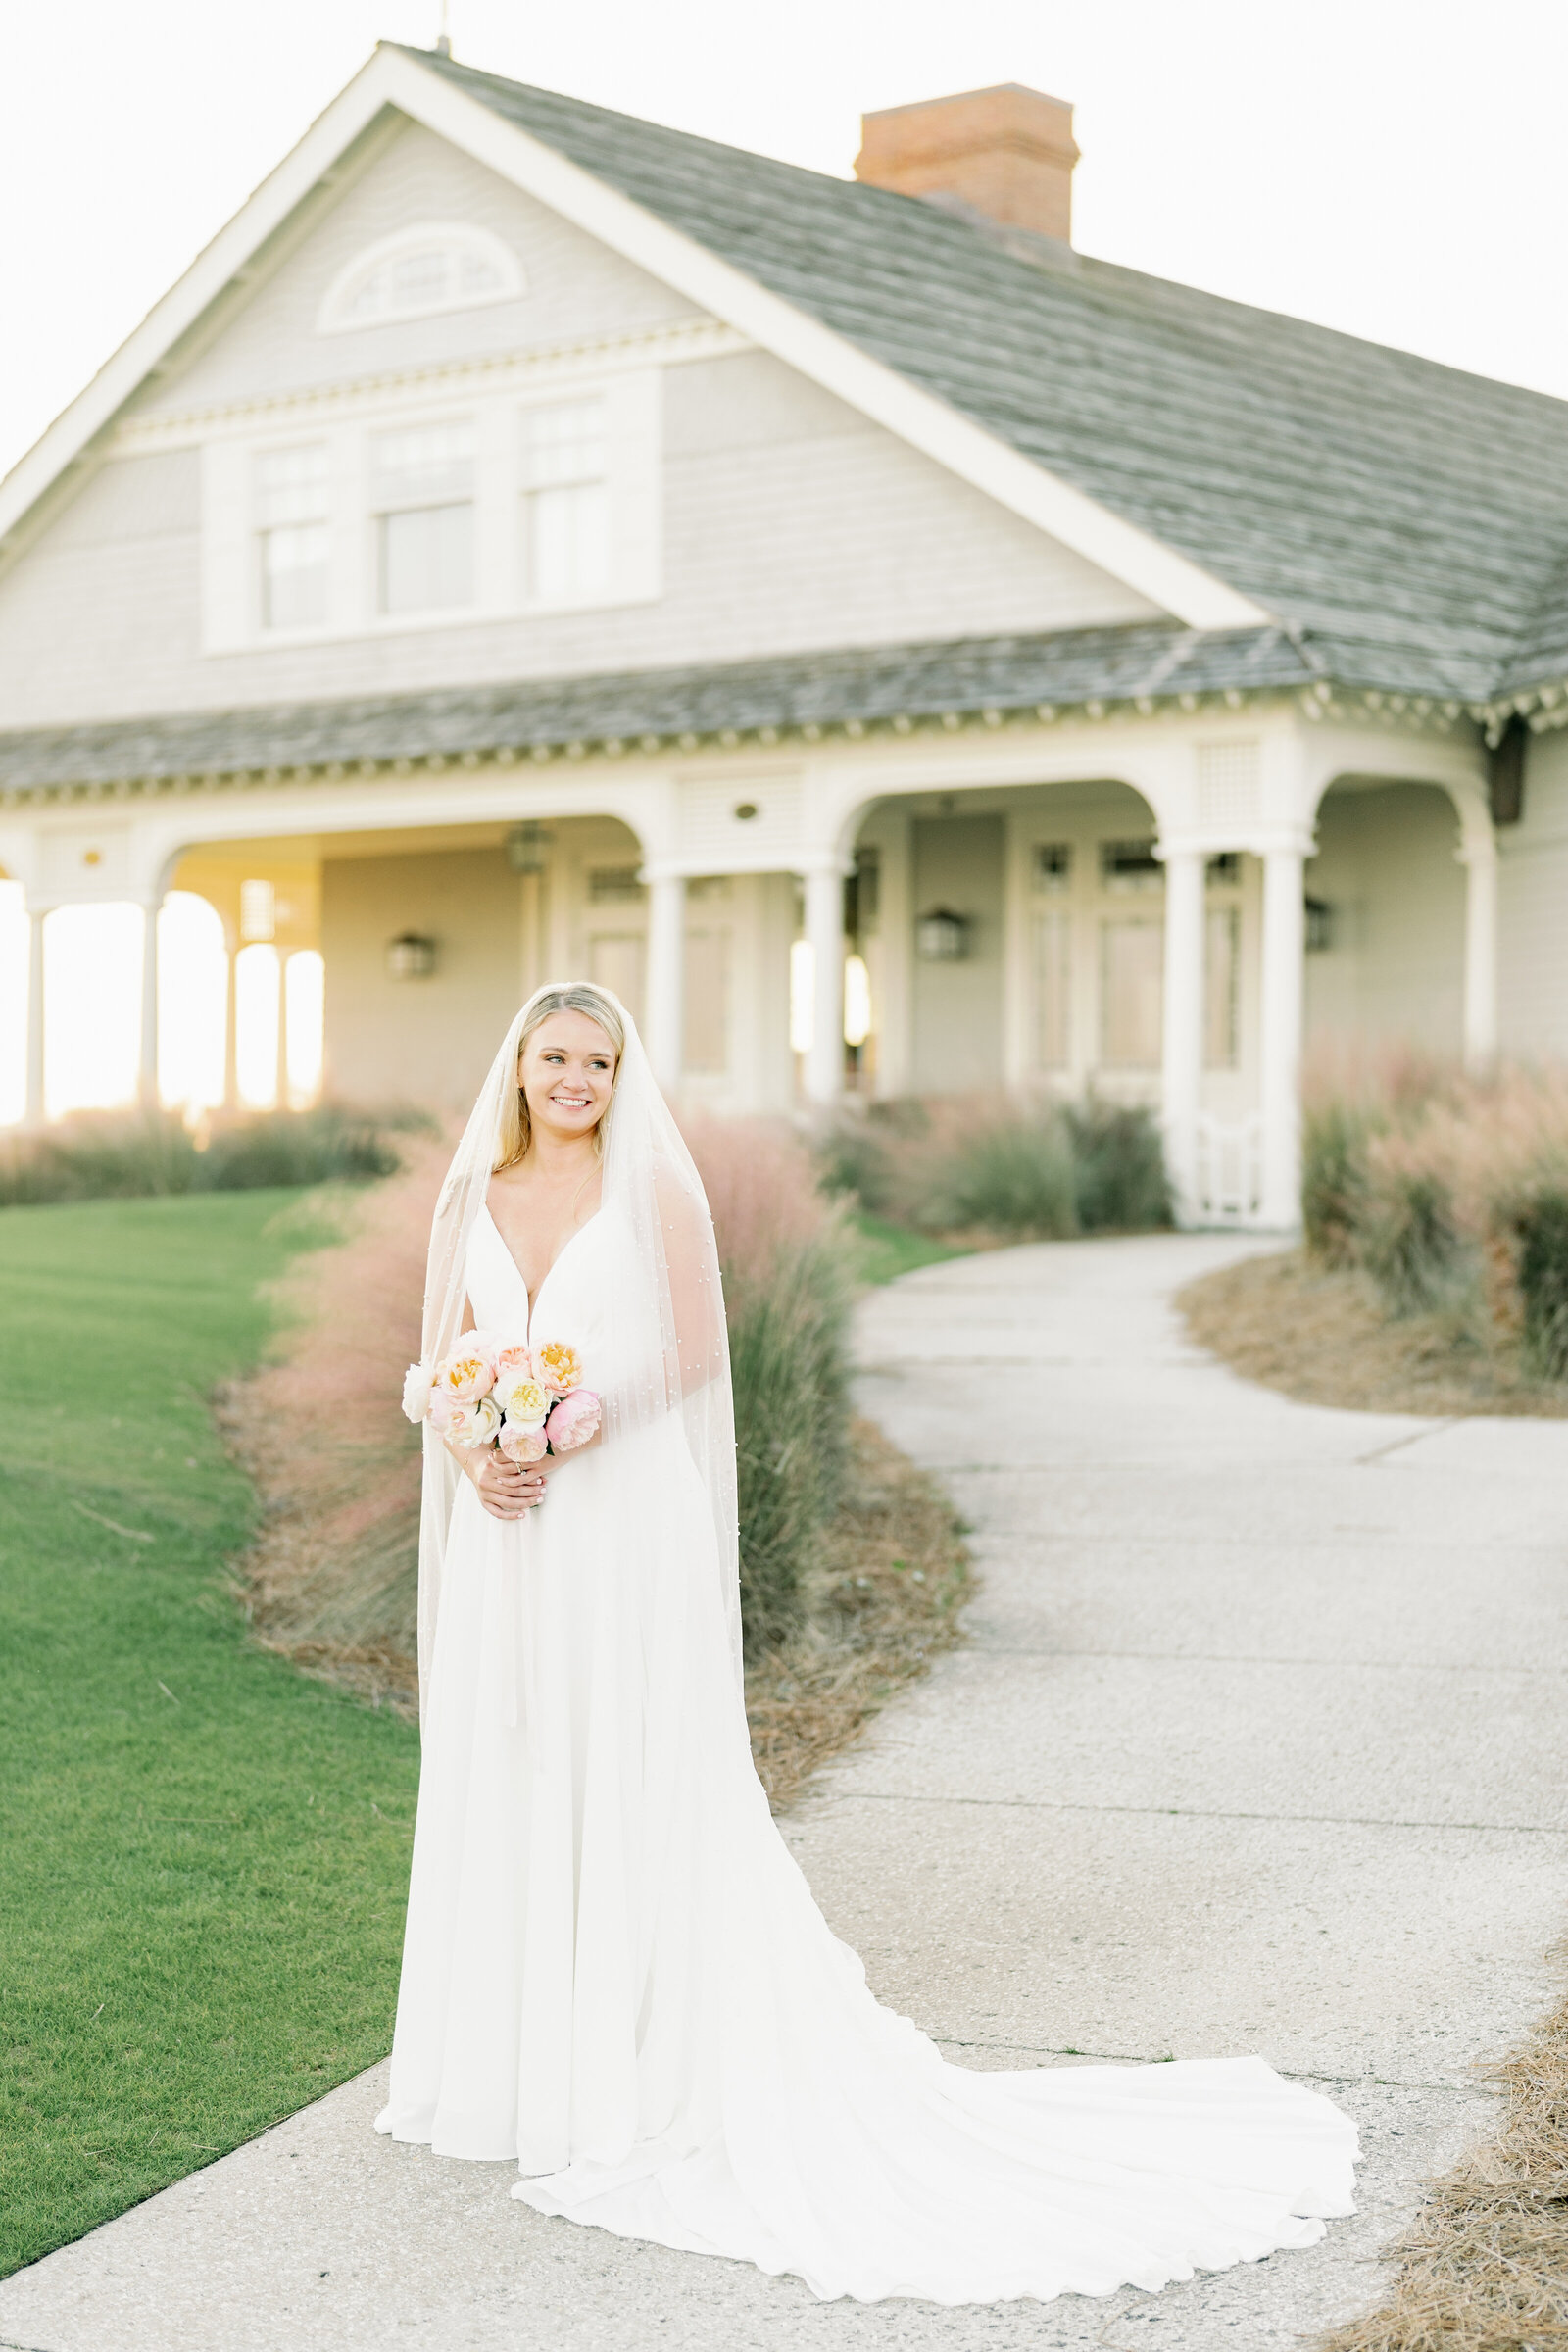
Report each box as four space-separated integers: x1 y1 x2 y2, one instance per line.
0 634 1499 1231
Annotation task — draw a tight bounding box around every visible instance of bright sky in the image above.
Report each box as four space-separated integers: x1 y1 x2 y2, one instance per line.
3 0 1567 1116
4 0 1568 484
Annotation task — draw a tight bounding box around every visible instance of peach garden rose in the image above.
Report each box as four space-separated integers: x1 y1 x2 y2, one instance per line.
533 1339 584 1396
432 1338 498 1406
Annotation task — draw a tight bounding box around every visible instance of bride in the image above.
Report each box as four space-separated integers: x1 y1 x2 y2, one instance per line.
375 980 1357 2305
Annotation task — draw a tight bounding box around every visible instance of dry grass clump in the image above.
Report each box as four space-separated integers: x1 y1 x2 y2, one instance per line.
745 1416 970 1811
1301 1050 1568 1379
818 1093 1171 1241
0 1101 417 1206
1180 1250 1568 1420
1318 1968 1568 2352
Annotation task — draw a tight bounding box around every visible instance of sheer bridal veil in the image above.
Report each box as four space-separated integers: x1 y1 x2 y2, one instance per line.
414 982 743 1726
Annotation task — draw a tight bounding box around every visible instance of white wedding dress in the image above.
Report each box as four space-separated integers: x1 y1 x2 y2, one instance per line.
375 1193 1358 2306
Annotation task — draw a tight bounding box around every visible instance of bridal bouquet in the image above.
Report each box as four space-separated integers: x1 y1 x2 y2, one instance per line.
402 1332 602 1461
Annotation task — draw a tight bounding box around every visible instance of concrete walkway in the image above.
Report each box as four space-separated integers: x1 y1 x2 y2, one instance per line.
5 1233 1566 2351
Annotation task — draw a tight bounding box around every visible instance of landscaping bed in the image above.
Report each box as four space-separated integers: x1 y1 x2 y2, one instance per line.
1181 1249 1568 1419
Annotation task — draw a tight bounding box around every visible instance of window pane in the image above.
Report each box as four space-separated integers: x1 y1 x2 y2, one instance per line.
1100 839 1163 893
1032 909 1071 1069
390 249 453 309
1101 920 1163 1067
530 481 609 601
256 443 327 527
588 931 645 1026
522 399 606 487
261 522 328 628
684 930 729 1074
379 503 474 612
370 420 475 508
1205 905 1240 1069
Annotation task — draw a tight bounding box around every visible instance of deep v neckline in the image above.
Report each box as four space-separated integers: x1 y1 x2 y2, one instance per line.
480 1199 600 1330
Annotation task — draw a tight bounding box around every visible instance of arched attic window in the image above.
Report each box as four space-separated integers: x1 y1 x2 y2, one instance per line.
317 222 525 332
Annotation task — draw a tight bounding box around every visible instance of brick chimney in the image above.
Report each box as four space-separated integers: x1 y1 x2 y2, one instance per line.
855 83 1079 245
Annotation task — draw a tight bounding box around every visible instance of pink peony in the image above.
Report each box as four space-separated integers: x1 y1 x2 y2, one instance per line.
498 1421 547 1465
545 1387 601 1453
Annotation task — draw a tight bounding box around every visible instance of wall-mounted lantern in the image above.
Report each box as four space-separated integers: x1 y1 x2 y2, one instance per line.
506 823 551 874
916 906 969 962
387 932 438 979
1304 896 1335 954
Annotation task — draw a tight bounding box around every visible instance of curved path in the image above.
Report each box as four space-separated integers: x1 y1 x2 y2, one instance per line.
4 1233 1565 2350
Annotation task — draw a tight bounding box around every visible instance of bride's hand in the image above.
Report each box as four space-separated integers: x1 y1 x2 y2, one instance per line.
470 1449 546 1519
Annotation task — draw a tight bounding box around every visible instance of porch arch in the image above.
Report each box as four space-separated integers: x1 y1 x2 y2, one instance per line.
1305 759 1496 1071
837 771 1169 1107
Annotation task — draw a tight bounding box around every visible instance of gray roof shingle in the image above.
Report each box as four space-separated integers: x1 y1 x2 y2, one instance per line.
409 46 1568 705
0 622 1322 794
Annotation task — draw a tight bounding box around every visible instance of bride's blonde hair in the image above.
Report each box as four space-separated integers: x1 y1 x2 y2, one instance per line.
493 982 626 1173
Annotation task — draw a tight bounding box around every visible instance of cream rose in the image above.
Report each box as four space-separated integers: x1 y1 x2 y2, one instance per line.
444 1394 501 1450
402 1362 434 1424
496 1369 551 1428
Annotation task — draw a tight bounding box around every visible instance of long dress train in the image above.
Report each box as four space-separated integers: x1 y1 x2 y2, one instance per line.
375 1200 1357 2305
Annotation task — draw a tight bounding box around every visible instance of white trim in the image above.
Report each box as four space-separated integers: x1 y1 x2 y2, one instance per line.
110 319 746 453
0 44 1265 631
317 220 524 332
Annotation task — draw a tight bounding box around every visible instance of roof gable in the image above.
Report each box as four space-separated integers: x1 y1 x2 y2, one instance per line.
0 44 1260 634
7 40 1568 706
420 48 1568 704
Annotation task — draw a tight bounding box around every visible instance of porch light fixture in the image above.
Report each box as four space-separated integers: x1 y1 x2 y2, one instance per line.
916 907 969 962
1304 896 1335 953
733 801 760 821
387 931 438 979
505 822 551 873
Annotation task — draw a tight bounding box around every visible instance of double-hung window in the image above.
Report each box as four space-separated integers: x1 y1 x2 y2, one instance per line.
522 400 609 603
371 419 476 615
257 444 329 630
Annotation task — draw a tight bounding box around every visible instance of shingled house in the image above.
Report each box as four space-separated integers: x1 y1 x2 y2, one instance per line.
3 44 1567 1223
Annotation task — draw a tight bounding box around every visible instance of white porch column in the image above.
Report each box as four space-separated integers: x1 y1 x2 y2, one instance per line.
802 862 846 1108
1258 843 1307 1229
137 897 161 1111
1458 834 1499 1071
222 939 239 1110
24 903 47 1127
1158 847 1205 1222
643 871 686 1091
275 951 292 1111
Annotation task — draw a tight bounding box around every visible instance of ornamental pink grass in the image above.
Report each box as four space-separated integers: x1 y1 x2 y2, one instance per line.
544 1388 601 1453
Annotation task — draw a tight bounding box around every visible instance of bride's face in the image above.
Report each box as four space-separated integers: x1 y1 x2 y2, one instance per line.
519 1011 617 1145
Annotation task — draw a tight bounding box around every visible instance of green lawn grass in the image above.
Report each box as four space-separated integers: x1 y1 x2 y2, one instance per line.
0 1193 419 2278
851 1213 966 1286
